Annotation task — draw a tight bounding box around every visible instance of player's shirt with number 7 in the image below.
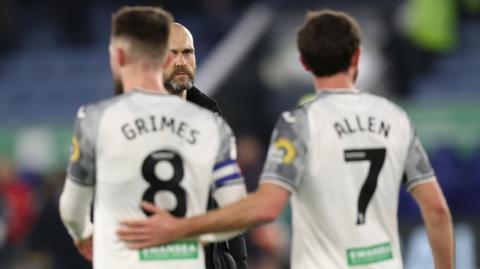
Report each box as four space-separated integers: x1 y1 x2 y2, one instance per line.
260 90 435 269
62 90 246 269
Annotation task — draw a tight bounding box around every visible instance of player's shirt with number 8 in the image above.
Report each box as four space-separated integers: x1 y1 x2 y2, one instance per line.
260 90 435 269
64 90 246 269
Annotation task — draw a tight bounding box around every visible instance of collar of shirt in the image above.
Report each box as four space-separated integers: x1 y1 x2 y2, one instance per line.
315 88 360 95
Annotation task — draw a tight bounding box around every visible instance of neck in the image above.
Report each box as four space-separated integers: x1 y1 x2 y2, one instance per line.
313 71 356 93
121 64 169 94
164 86 189 100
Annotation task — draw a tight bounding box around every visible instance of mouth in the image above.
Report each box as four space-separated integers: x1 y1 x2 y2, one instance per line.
173 67 191 76
174 72 191 79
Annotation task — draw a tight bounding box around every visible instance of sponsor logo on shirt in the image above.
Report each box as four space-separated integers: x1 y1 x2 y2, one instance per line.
139 240 199 261
273 138 297 165
70 136 80 163
347 242 393 266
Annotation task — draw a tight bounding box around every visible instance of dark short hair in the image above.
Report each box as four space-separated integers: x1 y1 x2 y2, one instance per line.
111 6 173 59
297 10 361 77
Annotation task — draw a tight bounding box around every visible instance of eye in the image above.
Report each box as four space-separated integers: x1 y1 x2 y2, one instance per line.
183 49 194 55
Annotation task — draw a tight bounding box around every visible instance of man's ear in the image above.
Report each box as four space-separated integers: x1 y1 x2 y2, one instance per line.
351 48 360 68
299 55 311 71
116 48 126 67
162 52 173 69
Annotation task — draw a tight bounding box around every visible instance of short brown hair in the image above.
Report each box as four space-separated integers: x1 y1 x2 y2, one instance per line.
111 6 173 59
297 10 361 77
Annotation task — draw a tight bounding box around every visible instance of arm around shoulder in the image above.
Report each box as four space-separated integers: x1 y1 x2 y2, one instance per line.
116 182 291 248
183 182 290 239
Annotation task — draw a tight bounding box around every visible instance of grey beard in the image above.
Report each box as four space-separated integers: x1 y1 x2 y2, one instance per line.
164 80 193 95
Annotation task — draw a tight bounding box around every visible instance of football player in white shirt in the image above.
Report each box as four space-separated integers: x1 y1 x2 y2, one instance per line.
116 10 454 269
59 6 246 269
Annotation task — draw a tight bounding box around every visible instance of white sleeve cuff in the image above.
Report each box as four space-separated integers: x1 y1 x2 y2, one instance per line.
212 184 247 207
406 175 436 192
200 230 244 243
59 178 94 241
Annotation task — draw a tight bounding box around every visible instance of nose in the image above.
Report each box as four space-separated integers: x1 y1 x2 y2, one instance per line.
175 54 186 66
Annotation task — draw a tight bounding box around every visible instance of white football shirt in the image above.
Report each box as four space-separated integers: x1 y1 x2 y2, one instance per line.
61 90 246 269
261 90 435 269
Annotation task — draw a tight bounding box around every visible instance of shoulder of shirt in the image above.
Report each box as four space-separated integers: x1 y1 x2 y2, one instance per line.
275 103 310 126
285 95 317 116
76 93 129 120
363 92 410 117
288 91 410 121
294 91 335 112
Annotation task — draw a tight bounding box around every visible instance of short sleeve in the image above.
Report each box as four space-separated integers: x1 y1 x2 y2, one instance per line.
67 106 97 186
403 125 436 191
260 108 309 193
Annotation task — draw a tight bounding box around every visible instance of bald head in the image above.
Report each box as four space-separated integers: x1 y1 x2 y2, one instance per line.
171 23 194 46
163 23 197 95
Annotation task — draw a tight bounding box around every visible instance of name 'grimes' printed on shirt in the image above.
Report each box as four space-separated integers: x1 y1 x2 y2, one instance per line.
334 115 391 138
121 115 200 144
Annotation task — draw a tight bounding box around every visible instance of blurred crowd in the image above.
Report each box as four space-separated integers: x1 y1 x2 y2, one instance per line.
0 157 91 269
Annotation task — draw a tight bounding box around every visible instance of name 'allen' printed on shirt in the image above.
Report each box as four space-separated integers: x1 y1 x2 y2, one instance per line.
333 115 391 139
121 114 200 144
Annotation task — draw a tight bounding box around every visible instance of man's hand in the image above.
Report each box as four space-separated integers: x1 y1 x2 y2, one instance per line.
75 235 93 261
117 201 182 249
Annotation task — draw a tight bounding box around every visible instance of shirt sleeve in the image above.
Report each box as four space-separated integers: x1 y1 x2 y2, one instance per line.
211 116 247 206
403 123 436 192
59 180 94 241
260 108 309 193
60 105 97 241
200 117 247 243
67 106 96 186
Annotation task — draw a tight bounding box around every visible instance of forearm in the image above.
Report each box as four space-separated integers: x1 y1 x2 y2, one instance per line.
179 191 270 238
116 183 289 249
179 183 288 239
59 179 94 241
421 206 454 269
198 185 249 242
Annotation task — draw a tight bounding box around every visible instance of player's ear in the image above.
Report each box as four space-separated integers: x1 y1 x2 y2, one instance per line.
351 48 360 68
299 55 311 72
116 48 126 67
162 51 173 69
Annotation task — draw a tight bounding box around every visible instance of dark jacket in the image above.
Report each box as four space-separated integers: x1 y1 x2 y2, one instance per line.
186 87 248 269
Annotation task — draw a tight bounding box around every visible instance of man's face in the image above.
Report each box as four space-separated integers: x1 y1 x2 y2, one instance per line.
164 26 196 95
